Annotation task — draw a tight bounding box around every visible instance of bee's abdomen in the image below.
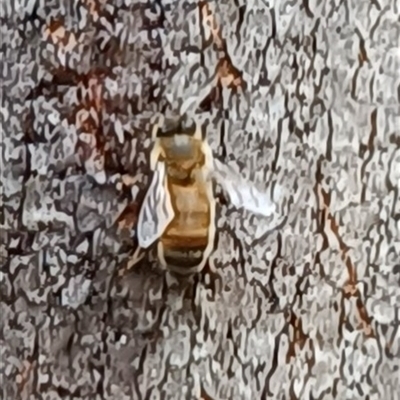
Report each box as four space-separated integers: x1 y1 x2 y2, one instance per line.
159 237 209 274
163 247 206 269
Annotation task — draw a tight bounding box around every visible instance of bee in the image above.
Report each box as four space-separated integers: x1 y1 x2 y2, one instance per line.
137 123 284 275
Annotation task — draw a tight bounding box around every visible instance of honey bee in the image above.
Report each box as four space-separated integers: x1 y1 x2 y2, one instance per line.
137 123 283 275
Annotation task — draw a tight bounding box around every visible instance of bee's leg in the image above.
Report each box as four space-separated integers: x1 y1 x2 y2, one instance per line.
198 259 223 301
117 247 144 277
264 232 283 313
218 109 228 159
213 184 229 209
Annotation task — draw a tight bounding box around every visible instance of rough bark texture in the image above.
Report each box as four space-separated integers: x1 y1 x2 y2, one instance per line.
1 1 400 399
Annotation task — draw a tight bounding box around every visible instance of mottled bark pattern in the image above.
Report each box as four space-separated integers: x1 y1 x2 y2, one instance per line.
1 0 399 399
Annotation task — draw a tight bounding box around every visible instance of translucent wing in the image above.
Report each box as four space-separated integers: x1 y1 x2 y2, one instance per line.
211 158 281 218
137 162 174 248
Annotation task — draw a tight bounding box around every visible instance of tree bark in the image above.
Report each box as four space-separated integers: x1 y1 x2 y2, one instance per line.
1 1 399 399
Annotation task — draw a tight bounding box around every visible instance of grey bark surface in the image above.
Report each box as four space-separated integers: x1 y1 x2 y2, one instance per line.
1 1 400 399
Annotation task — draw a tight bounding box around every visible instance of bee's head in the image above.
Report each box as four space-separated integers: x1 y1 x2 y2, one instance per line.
152 113 202 139
151 114 205 170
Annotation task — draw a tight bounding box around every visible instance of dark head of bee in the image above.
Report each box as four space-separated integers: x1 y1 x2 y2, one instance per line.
155 114 197 137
